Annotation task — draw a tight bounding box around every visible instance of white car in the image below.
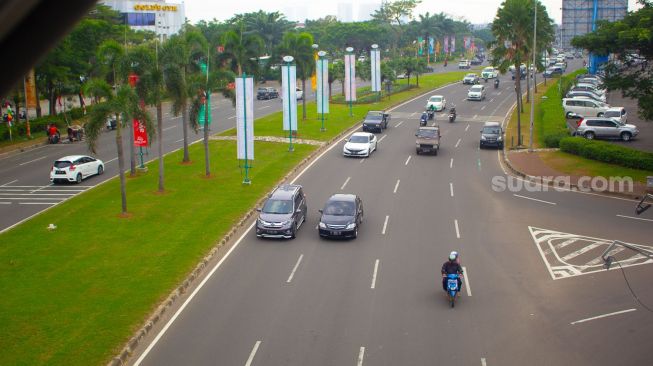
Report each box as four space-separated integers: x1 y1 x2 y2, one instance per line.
343 132 377 157
50 155 104 184
467 85 486 101
281 87 303 100
604 107 628 124
458 60 471 69
481 67 498 79
426 95 446 111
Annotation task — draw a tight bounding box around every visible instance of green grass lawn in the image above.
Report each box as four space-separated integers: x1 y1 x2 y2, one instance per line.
0 141 315 366
220 71 468 141
540 150 653 184
504 78 557 149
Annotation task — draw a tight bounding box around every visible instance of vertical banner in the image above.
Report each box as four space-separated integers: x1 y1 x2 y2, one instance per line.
344 52 357 102
24 69 37 109
429 37 434 55
281 63 298 131
443 36 449 54
417 36 424 56
450 35 456 53
236 76 255 160
311 52 318 91
316 56 330 113
436 40 441 55
370 46 381 92
471 39 475 51
133 119 148 147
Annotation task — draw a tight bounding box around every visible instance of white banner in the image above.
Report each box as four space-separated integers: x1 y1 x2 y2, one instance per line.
281 64 298 131
370 49 381 92
316 57 329 114
236 76 254 160
344 53 357 102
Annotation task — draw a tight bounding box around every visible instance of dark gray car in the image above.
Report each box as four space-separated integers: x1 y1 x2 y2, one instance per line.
256 184 307 239
480 122 504 148
318 194 363 239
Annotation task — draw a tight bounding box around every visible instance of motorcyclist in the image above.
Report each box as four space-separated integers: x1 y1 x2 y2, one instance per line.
494 78 500 88
441 251 463 293
427 104 436 119
48 123 60 144
420 112 428 125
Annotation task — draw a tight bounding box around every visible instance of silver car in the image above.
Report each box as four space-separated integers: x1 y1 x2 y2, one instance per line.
575 117 638 141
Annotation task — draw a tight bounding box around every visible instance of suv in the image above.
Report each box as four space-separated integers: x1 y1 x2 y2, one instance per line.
462 73 479 85
362 111 390 132
562 98 610 118
458 59 471 69
481 67 498 79
415 126 440 155
257 87 278 100
467 85 486 101
256 184 307 239
479 122 504 149
575 117 638 141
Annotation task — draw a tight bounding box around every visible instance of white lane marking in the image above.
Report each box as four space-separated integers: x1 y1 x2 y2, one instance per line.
481 358 487 366
570 309 636 325
371 259 380 289
480 105 486 110
462 266 472 296
19 202 57 205
461 98 467 102
162 125 177 132
357 347 366 366
513 194 556 205
359 159 365 164
616 214 653 222
29 184 50 194
560 243 603 261
450 183 454 197
450 158 453 169
393 179 400 193
455 139 461 148
473 114 478 119
378 134 387 142
286 254 304 283
245 340 262 366
454 219 461 239
465 124 470 131
175 138 184 143
259 105 271 109
382 215 389 235
395 121 404 128
341 177 351 190
228 115 236 120
19 156 48 166
404 155 411 166
497 91 502 95
0 202 11 204
132 222 256 365
410 112 417 117
489 98 495 103
104 157 118 164
1 179 18 186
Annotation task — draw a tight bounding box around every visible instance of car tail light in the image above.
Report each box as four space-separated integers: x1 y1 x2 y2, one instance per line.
577 118 583 128
69 165 76 171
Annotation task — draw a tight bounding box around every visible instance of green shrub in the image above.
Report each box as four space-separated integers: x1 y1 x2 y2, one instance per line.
543 131 569 148
559 137 653 171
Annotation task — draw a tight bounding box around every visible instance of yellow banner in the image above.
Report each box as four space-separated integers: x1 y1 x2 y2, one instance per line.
24 69 37 109
134 4 178 12
311 52 318 91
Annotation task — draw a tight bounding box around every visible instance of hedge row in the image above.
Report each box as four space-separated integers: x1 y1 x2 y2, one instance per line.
0 106 91 141
559 136 653 171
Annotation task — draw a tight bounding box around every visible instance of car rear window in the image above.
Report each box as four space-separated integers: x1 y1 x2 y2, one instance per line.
54 161 72 168
417 129 438 138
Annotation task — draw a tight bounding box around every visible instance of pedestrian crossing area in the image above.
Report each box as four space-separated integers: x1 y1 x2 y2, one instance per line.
0 184 92 206
528 226 653 280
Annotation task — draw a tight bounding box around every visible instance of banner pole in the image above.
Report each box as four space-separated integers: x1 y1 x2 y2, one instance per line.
243 73 251 184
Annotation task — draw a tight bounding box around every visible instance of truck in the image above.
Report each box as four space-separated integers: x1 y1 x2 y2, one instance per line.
362 111 390 133
415 126 440 155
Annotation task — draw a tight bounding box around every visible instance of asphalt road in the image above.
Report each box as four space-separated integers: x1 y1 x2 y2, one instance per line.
128 60 653 366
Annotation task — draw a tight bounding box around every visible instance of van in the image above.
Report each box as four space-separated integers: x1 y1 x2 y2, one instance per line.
562 98 610 118
604 107 627 124
256 184 307 239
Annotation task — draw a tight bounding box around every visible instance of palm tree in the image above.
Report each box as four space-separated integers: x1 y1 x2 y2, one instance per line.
221 22 264 76
97 40 124 88
243 11 293 55
84 80 152 214
416 12 441 62
278 32 315 120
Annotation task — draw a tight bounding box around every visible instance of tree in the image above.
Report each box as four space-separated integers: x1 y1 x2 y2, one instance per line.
572 0 653 120
220 22 264 76
278 32 315 120
329 61 345 98
84 80 152 214
371 0 421 54
97 40 124 87
239 11 294 55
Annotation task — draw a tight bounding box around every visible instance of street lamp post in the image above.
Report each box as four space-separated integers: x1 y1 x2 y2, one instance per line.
283 55 295 152
345 46 354 117
529 1 537 152
318 50 327 132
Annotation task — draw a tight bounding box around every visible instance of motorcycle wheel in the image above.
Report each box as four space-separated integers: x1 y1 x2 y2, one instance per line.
449 293 455 308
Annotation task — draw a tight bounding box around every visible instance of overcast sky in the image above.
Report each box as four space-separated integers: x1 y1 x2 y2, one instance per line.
182 0 641 25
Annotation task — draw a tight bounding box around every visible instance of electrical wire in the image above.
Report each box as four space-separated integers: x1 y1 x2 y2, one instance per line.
612 257 653 313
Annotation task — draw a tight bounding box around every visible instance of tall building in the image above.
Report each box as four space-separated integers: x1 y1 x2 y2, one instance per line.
101 0 185 41
338 3 353 22
561 0 627 50
358 3 379 21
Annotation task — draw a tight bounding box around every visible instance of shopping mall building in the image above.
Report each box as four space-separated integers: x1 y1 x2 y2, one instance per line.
101 0 185 40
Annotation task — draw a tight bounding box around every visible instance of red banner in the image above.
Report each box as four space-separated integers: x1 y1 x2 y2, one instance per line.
133 119 148 147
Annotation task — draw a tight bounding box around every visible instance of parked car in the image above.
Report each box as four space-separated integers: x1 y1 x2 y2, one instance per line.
543 66 563 78
426 95 447 111
575 83 606 96
470 58 483 65
50 155 104 184
566 90 606 103
415 126 440 155
575 117 638 141
467 85 486 101
318 194 364 239
462 73 479 85
396 73 407 79
481 67 498 79
458 59 471 69
256 87 279 100
562 98 610 118
362 110 390 132
604 107 628 124
569 86 606 99
343 132 377 157
280 87 303 100
256 184 307 239
479 122 504 149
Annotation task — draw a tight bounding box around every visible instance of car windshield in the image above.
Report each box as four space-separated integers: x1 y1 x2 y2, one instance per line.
466 74 475 77
262 199 293 214
483 127 501 134
366 114 382 120
470 86 482 92
54 161 72 168
349 135 369 143
430 96 442 102
257 88 266 92
323 201 356 216
417 129 438 138
605 111 620 118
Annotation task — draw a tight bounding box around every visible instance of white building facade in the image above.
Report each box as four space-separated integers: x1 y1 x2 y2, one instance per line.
101 0 185 40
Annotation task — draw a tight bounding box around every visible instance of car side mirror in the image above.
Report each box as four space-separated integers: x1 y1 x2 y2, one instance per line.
256 208 262 212
318 209 323 214
296 208 302 214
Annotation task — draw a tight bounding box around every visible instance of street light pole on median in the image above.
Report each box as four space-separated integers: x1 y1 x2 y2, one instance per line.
318 50 327 132
529 1 537 152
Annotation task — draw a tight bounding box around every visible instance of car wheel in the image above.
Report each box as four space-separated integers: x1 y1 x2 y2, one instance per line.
76 173 82 184
416 149 420 155
584 131 595 140
291 223 297 239
97 165 104 175
434 148 438 156
621 132 632 141
353 227 358 239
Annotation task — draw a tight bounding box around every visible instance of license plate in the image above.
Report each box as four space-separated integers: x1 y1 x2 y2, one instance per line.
447 279 458 290
331 231 341 236
55 171 66 175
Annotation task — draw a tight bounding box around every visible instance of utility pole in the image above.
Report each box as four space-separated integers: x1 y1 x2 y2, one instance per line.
529 1 537 152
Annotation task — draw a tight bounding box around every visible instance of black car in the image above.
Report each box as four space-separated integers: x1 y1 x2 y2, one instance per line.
318 194 364 239
479 121 504 149
256 184 307 239
362 111 390 133
256 87 279 100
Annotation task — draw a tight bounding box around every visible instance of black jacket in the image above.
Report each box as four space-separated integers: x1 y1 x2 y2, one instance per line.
441 261 463 275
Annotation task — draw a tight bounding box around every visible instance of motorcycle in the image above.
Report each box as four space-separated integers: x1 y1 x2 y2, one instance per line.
483 76 488 83
494 79 500 89
446 273 461 307
427 109 435 121
448 107 456 123
420 113 428 126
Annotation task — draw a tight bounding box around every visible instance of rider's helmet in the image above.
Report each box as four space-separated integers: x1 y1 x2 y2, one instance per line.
449 251 458 261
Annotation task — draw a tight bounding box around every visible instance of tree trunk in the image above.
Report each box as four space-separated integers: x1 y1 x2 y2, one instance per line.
35 84 42 118
157 101 164 192
533 71 538 93
128 115 136 176
116 126 128 214
48 82 56 115
203 97 210 176
416 73 419 87
301 78 307 120
328 81 333 101
341 80 345 96
515 67 523 146
182 103 190 162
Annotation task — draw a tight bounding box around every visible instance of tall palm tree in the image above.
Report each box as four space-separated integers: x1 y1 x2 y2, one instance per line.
84 80 152 214
244 11 292 55
416 12 441 61
221 22 264 76
97 40 124 88
278 32 315 120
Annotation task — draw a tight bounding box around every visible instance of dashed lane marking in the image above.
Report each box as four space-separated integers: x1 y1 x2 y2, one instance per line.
358 347 366 366
616 214 653 222
245 341 262 366
395 121 404 128
404 155 411 166
393 179 400 193
455 139 461 148
286 254 304 283
19 156 47 166
513 194 556 205
341 177 351 190
371 259 380 289
382 215 389 235
378 134 387 142
462 266 472 296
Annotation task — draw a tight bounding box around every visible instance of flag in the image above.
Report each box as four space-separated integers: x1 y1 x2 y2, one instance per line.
436 40 441 55
450 35 456 53
317 56 330 113
443 36 449 54
344 53 357 102
417 36 424 56
370 48 381 92
281 63 298 131
429 37 434 55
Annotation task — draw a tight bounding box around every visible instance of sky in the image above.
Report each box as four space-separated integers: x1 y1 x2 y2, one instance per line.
182 0 641 25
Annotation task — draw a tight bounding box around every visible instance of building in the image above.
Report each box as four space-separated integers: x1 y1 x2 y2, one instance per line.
101 0 185 41
338 3 353 22
358 3 379 21
560 0 627 50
